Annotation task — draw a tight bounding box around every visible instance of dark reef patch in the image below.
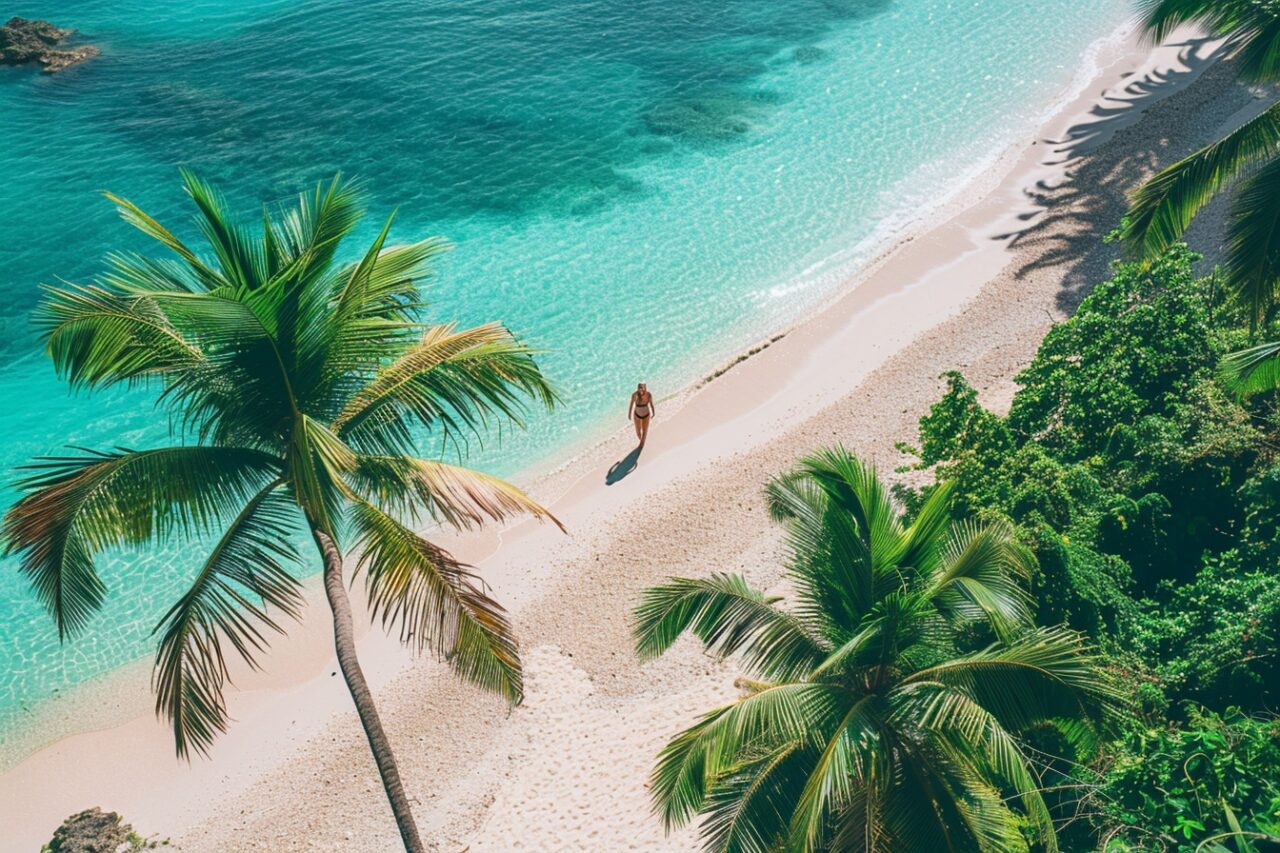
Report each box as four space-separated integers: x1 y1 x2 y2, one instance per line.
792 45 828 65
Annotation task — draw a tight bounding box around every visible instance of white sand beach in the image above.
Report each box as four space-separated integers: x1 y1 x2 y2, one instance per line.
3 22 1271 853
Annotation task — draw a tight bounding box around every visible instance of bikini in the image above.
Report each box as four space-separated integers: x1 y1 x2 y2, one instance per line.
634 394 652 419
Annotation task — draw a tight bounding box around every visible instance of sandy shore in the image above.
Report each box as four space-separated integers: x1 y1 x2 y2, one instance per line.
3 22 1273 853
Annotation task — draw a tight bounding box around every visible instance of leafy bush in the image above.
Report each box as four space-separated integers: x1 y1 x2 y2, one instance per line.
1093 708 1280 852
1006 245 1216 461
1123 552 1280 711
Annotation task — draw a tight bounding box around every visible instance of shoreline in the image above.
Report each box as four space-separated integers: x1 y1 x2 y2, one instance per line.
1 21 1257 851
0 14 1142 773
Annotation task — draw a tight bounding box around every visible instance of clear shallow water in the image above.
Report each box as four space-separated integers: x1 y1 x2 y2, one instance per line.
0 0 1127 746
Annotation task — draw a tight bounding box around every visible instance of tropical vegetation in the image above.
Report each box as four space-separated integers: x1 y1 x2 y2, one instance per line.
636 232 1280 850
633 447 1118 852
901 244 1280 850
0 171 559 853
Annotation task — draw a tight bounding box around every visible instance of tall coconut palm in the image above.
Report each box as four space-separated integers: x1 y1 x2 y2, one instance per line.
1121 0 1280 326
634 448 1117 852
1 171 560 853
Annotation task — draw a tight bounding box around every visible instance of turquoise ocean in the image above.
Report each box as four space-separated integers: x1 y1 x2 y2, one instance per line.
0 0 1129 751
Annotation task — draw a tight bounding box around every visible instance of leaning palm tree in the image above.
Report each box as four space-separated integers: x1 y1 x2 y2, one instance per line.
1121 0 1280 326
1 171 559 853
634 448 1117 852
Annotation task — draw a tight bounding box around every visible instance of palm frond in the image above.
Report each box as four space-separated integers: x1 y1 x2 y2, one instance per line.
275 173 365 272
1121 101 1280 261
179 168 268 291
1220 338 1280 395
894 738 1024 853
299 235 454 414
332 224 448 327
633 574 828 682
1138 0 1280 83
102 252 206 294
794 447 905 569
926 518 1036 636
349 500 521 702
900 626 1117 740
102 190 225 290
349 454 562 532
2 446 280 638
641 447 1114 852
808 593 937 682
334 322 557 454
786 694 891 852
651 683 851 832
152 486 303 758
823 787 887 853
37 284 207 390
287 414 356 532
701 741 814 853
894 478 955 575
1224 151 1280 322
766 471 877 643
908 684 1058 851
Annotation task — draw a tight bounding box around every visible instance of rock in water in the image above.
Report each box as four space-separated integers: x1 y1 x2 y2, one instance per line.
46 808 131 853
0 17 100 73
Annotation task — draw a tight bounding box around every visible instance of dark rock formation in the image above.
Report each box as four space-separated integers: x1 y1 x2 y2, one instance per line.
45 808 131 853
0 17 99 72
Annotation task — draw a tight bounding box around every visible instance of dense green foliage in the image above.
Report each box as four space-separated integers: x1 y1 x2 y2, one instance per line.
903 245 1280 850
1093 709 1280 852
634 448 1117 852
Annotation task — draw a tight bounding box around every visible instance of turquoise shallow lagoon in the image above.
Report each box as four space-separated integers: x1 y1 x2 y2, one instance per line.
0 0 1127 747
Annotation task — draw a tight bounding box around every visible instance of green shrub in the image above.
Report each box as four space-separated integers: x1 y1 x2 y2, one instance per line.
1121 552 1280 711
1093 708 1280 852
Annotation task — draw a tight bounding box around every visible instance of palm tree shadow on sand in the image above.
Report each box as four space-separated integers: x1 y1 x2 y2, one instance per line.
606 445 643 485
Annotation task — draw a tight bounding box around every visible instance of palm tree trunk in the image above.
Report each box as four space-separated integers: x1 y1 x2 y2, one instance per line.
313 528 426 853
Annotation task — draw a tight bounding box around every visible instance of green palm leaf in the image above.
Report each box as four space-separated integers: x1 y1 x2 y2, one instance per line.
37 284 207 390
927 518 1036 636
152 487 303 758
179 168 269 291
102 190 225 290
795 447 905 569
633 574 828 681
915 685 1058 851
651 684 851 831
786 694 891 852
701 741 813 853
2 446 280 638
901 626 1116 744
767 471 876 642
1220 338 1280 395
1224 151 1280 319
1122 101 1280 262
335 322 557 454
1138 0 1280 84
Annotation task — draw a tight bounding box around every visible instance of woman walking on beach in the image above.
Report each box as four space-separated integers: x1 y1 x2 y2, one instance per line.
629 382 655 447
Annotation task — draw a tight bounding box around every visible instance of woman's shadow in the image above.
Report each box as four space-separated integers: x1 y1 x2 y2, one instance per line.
606 445 643 485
